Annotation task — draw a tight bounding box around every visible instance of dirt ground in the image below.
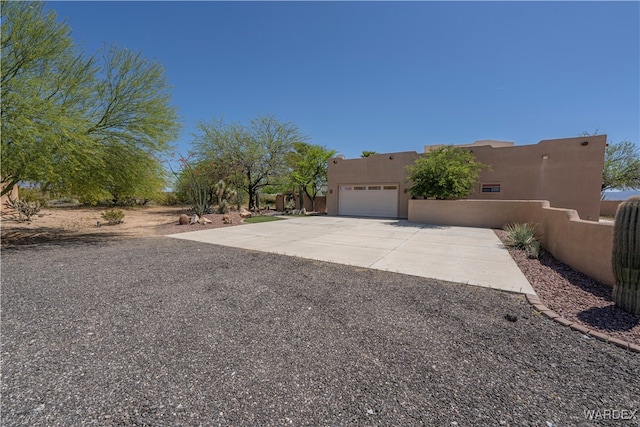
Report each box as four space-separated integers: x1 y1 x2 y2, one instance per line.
0 205 244 246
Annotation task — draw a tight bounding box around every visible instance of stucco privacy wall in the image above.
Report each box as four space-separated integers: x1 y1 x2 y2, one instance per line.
408 200 614 287
463 135 607 221
600 200 622 217
0 182 19 213
327 151 419 218
275 194 327 212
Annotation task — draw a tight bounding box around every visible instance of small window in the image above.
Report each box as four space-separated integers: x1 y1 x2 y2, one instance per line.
368 186 381 190
481 183 501 193
354 186 366 190
341 186 353 191
383 185 398 190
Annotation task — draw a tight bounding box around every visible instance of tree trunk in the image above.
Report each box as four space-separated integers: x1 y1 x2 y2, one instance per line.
247 171 255 210
299 186 304 210
303 188 316 212
248 188 256 210
1 177 19 197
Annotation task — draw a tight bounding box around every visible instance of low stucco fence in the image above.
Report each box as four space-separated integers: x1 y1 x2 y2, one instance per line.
275 194 327 213
600 200 621 217
408 199 614 287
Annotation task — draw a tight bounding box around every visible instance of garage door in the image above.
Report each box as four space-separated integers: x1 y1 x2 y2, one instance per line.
338 184 399 217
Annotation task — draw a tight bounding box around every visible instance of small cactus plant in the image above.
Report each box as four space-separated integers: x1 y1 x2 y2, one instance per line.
612 196 640 315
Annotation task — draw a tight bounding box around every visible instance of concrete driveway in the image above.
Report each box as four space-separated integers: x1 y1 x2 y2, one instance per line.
169 216 535 295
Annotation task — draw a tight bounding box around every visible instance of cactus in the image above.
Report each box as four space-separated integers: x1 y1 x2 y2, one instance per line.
612 196 640 315
215 180 237 214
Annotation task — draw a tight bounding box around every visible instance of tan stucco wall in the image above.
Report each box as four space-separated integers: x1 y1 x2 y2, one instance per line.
276 193 327 212
600 200 621 217
467 135 606 220
0 182 19 213
329 136 606 220
408 199 614 287
327 151 419 218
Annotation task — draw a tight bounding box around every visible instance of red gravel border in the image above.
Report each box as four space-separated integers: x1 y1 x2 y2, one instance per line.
494 229 640 352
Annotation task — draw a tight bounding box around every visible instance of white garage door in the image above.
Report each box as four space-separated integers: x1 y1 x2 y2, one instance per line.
338 184 399 217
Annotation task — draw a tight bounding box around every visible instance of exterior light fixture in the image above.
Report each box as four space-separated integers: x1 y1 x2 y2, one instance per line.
389 155 394 160
542 154 549 160
581 141 589 146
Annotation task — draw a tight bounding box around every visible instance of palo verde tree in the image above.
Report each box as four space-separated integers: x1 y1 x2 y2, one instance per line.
602 140 640 196
581 131 640 198
286 142 336 211
1 2 180 202
194 115 306 210
407 145 488 199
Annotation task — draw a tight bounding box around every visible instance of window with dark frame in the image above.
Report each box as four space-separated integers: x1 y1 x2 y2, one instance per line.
481 183 501 193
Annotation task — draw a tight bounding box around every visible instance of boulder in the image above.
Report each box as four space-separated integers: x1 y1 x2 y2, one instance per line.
223 214 232 224
178 214 190 225
197 216 212 225
239 208 252 219
189 214 199 225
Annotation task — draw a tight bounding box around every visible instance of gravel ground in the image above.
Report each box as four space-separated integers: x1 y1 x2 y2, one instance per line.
494 230 640 347
2 237 639 426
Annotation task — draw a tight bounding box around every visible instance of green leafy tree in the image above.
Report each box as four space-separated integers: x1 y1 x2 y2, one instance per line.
194 115 306 210
287 142 337 211
1 2 180 201
407 146 487 199
361 150 377 157
602 140 640 196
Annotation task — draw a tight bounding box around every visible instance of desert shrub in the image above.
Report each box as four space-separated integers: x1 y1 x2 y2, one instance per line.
47 197 80 207
525 240 542 259
407 146 488 199
284 194 296 210
503 223 542 259
18 187 49 206
260 193 276 207
4 195 41 222
101 209 125 225
158 191 181 206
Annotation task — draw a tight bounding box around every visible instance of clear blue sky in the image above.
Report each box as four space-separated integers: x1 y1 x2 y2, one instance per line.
45 1 639 159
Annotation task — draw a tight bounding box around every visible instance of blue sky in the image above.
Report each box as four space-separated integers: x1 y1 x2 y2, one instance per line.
44 1 639 160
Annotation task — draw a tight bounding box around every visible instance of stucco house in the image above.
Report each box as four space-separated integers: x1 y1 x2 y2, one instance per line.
0 181 19 214
326 135 607 221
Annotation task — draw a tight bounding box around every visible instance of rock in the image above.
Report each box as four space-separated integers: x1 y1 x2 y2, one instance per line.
189 214 199 225
504 314 518 322
239 208 252 219
178 214 190 225
202 217 212 224
223 214 232 224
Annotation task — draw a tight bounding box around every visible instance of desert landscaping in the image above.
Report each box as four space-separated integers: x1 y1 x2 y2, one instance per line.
2 205 638 349
0 206 246 245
